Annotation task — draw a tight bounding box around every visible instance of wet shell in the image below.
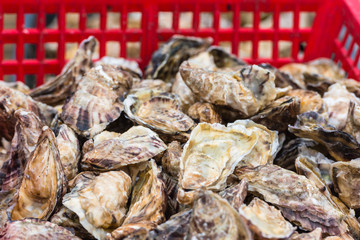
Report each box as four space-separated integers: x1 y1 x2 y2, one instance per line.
289 228 322 240
188 190 252 240
250 96 300 131
288 111 360 162
179 63 277 117
107 160 166 240
239 198 296 239
63 171 132 240
287 89 325 114
219 178 248 212
235 165 349 236
178 121 258 204
82 126 166 171
30 36 96 106
124 89 195 141
96 56 142 78
161 141 182 178
56 124 81 181
0 219 81 240
0 109 44 191
145 35 212 82
188 102 222 124
11 126 66 220
131 79 171 93
61 64 132 138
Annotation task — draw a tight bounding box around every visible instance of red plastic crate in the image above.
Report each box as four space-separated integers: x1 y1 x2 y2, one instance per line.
0 0 360 86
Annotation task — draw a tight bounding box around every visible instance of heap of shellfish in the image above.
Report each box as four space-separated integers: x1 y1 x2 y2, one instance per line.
2 35 360 240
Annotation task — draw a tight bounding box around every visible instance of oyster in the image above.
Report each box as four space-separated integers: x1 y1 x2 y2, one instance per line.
56 124 80 181
0 109 44 191
178 121 259 204
82 126 166 171
188 190 252 240
108 160 166 240
287 89 325 114
208 46 246 68
145 35 212 82
124 89 195 142
289 111 360 162
11 126 65 220
171 72 198 112
161 141 182 178
0 81 30 94
82 131 122 155
131 79 171 93
188 102 222 124
0 189 16 228
250 96 300 131
0 219 81 239
61 64 132 138
279 63 317 89
343 101 360 142
219 178 248 211
63 171 132 240
331 159 360 209
239 198 296 239
30 36 96 106
289 228 322 240
180 63 277 117
96 56 142 78
259 63 303 89
307 58 345 80
235 165 349 236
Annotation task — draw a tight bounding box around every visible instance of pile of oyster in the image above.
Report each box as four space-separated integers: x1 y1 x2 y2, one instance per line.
1 35 360 240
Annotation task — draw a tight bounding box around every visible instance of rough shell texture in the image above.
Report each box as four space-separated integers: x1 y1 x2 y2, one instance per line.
124 89 194 140
0 109 44 191
178 121 258 204
239 198 296 239
30 36 96 106
207 46 246 68
279 63 316 89
56 124 80 181
0 81 30 94
131 79 171 93
107 160 166 240
188 102 222 124
180 63 277 117
145 35 212 82
288 111 360 162
82 126 166 171
61 64 132 138
219 178 248 212
0 219 81 240
235 165 349 237
63 171 132 240
250 96 300 131
289 228 322 240
171 72 198 112
82 131 122 155
161 141 182 178
96 56 142 78
259 63 303 89
11 126 66 221
308 58 345 80
287 89 325 114
343 101 360 143
188 190 252 240
0 189 16 228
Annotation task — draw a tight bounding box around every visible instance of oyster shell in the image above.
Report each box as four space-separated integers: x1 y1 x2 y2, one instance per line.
0 189 16 228
239 198 296 239
161 141 182 178
145 35 212 82
56 124 80 181
188 102 222 124
124 89 195 142
235 165 349 236
289 111 360 162
11 126 65 220
172 72 198 112
131 79 171 93
0 219 81 239
208 46 246 68
0 81 30 94
179 63 277 117
61 64 132 138
188 190 252 240
287 89 325 114
259 63 303 89
30 36 96 106
161 172 183 218
279 63 317 89
219 178 248 212
82 126 166 171
250 96 300 131
0 109 44 191
96 56 142 78
82 131 122 155
289 228 322 240
63 171 132 240
107 160 166 240
307 58 345 80
343 101 360 142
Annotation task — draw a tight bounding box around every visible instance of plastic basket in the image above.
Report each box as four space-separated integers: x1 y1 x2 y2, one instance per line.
0 0 360 87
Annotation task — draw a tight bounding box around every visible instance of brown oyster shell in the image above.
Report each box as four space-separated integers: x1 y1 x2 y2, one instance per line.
61 64 132 138
96 56 142 78
288 111 360 162
0 189 16 228
0 219 81 239
145 35 212 82
188 102 222 124
11 126 66 220
188 190 252 240
30 36 96 106
56 124 80 181
63 171 132 240
0 109 44 191
124 89 195 142
289 228 322 240
287 89 325 114
219 178 248 212
82 126 166 171
308 58 345 80
235 165 349 237
239 198 296 239
0 81 30 94
108 160 166 240
131 79 171 93
250 96 300 131
279 63 316 89
343 101 360 143
207 46 247 68
172 72 198 112
180 63 277 117
81 131 122 155
259 63 303 89
161 141 182 178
